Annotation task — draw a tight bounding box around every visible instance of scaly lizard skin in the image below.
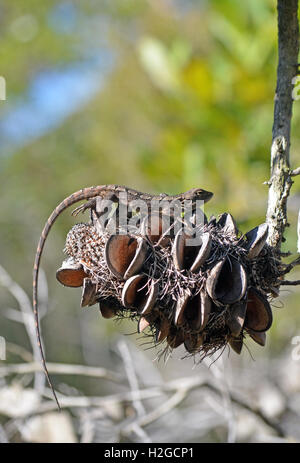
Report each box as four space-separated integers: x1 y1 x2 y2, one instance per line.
71 185 213 216
33 184 213 408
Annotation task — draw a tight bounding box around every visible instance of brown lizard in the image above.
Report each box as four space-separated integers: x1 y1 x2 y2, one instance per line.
33 184 213 408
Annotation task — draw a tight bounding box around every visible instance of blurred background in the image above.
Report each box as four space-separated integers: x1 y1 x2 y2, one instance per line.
0 0 300 443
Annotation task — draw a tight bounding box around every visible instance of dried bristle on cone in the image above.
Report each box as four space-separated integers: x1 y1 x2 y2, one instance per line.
56 205 281 360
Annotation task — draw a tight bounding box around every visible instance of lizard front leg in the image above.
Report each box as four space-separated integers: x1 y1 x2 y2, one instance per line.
72 192 119 217
72 198 97 217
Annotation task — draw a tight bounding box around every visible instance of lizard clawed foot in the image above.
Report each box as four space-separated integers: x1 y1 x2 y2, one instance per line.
72 199 96 217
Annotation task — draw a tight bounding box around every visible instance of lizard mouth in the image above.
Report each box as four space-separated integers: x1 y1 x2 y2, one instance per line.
199 190 213 203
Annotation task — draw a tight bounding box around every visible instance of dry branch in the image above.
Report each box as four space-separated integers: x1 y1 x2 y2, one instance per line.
0 362 122 382
266 0 299 249
31 374 285 438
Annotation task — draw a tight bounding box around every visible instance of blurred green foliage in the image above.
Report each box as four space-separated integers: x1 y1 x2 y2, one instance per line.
0 0 300 378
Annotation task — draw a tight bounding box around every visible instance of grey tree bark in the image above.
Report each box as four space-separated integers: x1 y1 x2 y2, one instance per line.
266 0 299 251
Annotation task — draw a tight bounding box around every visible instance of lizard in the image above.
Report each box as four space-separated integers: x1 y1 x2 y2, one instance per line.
32 184 213 408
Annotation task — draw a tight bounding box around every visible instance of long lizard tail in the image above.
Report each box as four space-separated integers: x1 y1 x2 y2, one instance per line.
33 186 108 408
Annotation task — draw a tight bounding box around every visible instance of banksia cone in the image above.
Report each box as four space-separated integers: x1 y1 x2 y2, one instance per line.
56 204 283 359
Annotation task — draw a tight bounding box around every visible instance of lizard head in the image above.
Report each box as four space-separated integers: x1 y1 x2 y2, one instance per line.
185 188 213 203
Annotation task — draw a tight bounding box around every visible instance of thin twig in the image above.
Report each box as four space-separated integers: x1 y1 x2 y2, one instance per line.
280 280 300 286
117 340 151 442
205 357 236 443
0 362 122 382
290 167 300 176
122 388 187 434
0 264 44 391
0 424 9 444
117 340 146 417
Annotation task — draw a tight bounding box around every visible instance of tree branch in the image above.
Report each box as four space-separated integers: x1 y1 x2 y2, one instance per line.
280 279 300 285
266 0 299 250
33 375 285 438
0 362 122 382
